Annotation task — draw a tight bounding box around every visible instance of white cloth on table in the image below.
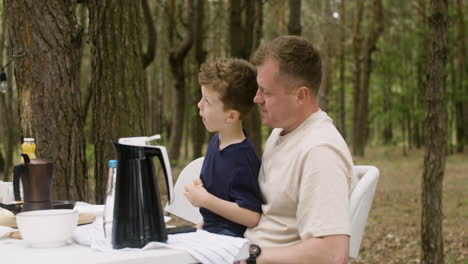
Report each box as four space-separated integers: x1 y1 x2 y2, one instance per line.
73 218 249 264
74 202 105 217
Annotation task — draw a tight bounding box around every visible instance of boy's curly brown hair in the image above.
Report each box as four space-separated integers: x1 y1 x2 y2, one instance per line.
198 58 258 120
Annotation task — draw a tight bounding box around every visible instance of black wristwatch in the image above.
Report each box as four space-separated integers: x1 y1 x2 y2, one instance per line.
246 244 261 264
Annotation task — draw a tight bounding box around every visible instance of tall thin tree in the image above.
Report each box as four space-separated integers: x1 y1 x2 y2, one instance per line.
421 0 448 263
454 0 466 152
351 0 384 156
319 0 333 111
167 0 194 163
288 0 301 36
229 0 263 156
192 0 208 159
338 0 347 139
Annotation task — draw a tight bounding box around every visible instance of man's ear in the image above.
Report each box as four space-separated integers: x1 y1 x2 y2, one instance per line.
226 109 241 123
296 86 309 104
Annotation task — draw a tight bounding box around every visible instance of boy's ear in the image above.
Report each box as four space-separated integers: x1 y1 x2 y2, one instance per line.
226 109 241 123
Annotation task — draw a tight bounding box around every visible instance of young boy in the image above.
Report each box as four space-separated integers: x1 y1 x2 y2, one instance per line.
184 58 262 237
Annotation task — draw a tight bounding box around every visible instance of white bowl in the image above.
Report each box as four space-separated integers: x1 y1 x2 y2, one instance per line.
16 209 79 248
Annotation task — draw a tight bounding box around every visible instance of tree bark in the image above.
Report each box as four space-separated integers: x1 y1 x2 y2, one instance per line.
229 0 263 156
415 0 428 149
455 0 466 152
338 0 346 139
352 0 383 156
288 0 301 36
319 0 332 111
351 0 364 156
382 80 393 144
360 0 383 142
421 0 448 263
192 0 208 159
89 0 146 203
142 0 157 69
5 0 87 201
168 0 194 164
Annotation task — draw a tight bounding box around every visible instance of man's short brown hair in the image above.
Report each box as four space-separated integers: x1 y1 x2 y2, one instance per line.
198 58 258 119
251 35 322 95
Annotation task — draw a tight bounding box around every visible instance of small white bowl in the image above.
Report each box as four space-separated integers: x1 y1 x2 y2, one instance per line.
16 209 79 248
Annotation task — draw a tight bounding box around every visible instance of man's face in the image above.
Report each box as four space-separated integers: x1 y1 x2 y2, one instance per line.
253 59 299 132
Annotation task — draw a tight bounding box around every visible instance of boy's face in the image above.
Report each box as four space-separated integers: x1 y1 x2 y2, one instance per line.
197 86 232 133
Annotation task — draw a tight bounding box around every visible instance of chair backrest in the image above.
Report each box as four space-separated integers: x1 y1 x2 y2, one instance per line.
165 157 204 224
349 165 380 259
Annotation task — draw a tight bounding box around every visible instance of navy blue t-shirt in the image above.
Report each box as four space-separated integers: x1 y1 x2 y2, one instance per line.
200 133 262 237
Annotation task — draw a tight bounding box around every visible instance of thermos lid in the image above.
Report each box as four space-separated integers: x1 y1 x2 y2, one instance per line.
108 160 118 168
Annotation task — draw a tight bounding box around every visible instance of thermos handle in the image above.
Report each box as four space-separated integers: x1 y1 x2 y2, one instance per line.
13 154 30 201
153 146 175 205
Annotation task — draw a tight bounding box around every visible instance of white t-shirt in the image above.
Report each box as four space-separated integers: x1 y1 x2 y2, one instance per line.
244 110 357 247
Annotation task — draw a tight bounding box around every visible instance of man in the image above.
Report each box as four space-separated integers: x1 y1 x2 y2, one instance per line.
244 36 358 264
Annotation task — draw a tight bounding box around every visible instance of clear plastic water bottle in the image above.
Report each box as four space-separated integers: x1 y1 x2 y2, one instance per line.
103 160 117 240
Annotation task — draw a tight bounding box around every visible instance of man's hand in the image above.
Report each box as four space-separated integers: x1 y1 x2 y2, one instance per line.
184 179 211 207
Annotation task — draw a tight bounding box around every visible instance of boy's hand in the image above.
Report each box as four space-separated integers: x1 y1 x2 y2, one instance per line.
184 180 210 208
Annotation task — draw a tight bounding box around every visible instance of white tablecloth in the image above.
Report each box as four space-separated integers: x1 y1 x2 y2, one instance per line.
0 202 249 264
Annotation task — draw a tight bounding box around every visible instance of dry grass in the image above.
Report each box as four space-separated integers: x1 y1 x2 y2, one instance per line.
165 146 468 263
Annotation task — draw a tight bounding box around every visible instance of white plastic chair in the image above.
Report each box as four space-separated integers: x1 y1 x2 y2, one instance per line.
349 165 380 259
165 157 204 224
165 159 379 259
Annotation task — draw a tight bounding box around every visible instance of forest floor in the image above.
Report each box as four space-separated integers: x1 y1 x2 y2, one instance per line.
166 146 468 264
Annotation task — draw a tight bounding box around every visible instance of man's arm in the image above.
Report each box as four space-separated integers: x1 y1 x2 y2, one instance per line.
256 235 349 264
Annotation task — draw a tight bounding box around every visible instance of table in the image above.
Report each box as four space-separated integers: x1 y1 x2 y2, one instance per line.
0 202 249 264
0 240 198 264
0 234 249 264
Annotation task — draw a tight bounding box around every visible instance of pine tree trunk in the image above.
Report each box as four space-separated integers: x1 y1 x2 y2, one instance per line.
455 0 466 152
319 0 332 111
415 0 428 149
89 0 146 203
382 81 393 144
352 0 383 156
338 0 347 139
5 0 88 201
4 46 17 182
352 0 364 156
421 0 448 263
192 0 208 159
229 0 263 156
168 0 194 164
288 0 301 36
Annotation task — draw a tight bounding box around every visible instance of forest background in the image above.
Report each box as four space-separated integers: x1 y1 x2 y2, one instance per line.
0 0 466 263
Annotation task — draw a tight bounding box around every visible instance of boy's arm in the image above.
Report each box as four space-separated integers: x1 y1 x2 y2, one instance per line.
184 181 261 227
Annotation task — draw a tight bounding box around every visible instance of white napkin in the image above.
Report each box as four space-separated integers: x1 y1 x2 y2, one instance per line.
74 202 105 217
73 219 249 264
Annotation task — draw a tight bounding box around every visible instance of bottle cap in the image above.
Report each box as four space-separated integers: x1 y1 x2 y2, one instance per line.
24 138 35 142
108 160 118 168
